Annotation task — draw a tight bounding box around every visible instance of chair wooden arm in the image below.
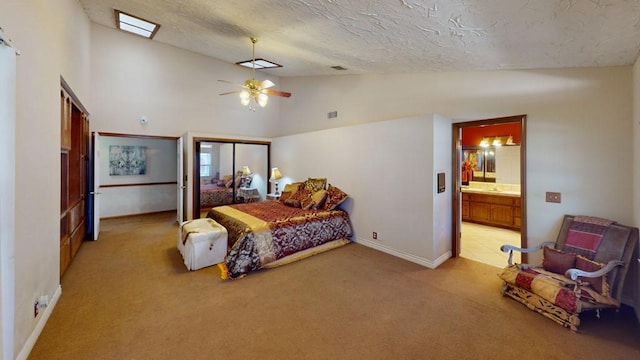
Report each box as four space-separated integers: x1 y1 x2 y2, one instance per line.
564 260 624 281
500 241 555 266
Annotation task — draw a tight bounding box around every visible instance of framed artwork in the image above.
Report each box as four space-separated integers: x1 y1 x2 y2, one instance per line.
109 145 147 175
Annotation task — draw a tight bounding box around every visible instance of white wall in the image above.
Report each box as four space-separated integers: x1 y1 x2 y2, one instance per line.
0 42 17 360
0 1 91 358
273 114 453 267
280 67 634 265
632 57 640 322
89 24 282 138
495 145 521 184
99 136 177 218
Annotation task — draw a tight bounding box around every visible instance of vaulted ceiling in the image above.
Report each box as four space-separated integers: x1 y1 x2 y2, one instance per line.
79 0 640 77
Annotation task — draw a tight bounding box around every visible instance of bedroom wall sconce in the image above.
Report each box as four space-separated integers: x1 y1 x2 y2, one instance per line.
269 167 283 195
242 166 251 176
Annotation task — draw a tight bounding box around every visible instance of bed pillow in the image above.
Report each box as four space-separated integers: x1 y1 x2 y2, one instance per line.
322 184 348 210
283 198 301 208
301 196 314 210
290 188 312 202
311 189 328 210
282 182 303 194
279 191 294 203
219 174 233 186
304 178 327 193
542 246 576 275
575 255 610 296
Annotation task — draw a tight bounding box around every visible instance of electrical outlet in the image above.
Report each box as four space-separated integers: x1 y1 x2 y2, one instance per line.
372 232 378 240
546 192 561 203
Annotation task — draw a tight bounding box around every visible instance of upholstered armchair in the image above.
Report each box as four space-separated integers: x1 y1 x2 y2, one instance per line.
498 215 638 331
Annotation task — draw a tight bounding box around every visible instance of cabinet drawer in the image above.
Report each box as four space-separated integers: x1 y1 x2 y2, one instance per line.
469 193 514 206
70 220 85 258
60 237 71 276
67 200 85 233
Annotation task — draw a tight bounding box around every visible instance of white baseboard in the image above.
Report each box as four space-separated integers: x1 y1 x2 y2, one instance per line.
355 237 452 269
16 285 62 360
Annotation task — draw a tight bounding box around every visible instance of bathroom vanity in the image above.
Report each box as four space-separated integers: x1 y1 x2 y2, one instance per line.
462 189 521 230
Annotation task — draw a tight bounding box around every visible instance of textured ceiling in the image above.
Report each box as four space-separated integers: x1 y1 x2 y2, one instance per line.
79 0 640 77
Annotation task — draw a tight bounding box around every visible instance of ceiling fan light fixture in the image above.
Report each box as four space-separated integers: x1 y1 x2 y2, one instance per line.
219 37 291 110
258 93 269 107
239 90 251 106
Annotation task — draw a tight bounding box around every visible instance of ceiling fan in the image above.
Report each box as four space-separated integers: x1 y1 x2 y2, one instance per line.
219 37 291 110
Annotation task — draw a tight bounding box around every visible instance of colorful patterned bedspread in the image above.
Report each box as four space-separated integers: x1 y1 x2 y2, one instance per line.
200 185 233 208
207 201 353 279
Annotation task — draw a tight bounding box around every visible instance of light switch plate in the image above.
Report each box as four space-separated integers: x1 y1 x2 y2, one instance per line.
546 192 561 203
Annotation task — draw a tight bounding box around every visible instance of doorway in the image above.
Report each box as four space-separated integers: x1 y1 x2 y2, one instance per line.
452 115 528 266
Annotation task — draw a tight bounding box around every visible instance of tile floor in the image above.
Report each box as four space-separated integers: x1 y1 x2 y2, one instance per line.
460 222 521 268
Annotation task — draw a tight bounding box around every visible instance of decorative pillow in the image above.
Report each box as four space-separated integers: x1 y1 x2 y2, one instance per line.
219 174 233 186
279 191 294 203
301 196 314 210
290 189 312 204
304 178 327 193
225 179 233 188
282 182 303 194
283 198 301 208
575 255 610 296
322 184 348 210
542 246 576 275
311 189 328 210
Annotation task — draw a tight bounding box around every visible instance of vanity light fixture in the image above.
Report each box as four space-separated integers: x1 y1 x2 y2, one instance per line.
479 138 490 147
492 136 502 147
506 135 514 145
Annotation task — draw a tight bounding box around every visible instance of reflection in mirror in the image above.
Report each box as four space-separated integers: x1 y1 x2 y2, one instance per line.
462 145 520 183
235 143 268 202
196 141 269 217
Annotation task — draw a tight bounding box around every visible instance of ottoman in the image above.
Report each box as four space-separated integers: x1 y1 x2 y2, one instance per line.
177 218 228 271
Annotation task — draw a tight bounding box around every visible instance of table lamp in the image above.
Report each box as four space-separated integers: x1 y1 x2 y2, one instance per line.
269 167 283 195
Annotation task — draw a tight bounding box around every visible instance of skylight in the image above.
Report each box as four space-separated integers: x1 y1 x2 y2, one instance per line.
236 58 282 69
114 10 160 39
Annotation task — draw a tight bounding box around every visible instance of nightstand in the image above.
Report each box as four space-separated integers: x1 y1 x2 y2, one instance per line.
266 193 280 201
237 187 260 203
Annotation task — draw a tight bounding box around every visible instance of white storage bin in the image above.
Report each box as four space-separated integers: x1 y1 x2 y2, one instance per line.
177 218 228 271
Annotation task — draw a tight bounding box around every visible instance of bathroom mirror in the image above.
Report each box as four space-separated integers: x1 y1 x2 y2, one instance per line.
463 147 495 182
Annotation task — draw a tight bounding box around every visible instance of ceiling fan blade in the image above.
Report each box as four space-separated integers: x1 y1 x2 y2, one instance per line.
265 89 292 98
261 79 276 89
218 79 246 88
219 90 243 96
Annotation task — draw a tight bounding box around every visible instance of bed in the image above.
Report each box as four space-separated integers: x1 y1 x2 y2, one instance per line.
200 183 233 208
207 181 352 279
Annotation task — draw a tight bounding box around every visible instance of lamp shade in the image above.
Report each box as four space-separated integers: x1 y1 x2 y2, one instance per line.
269 167 282 182
242 166 251 176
